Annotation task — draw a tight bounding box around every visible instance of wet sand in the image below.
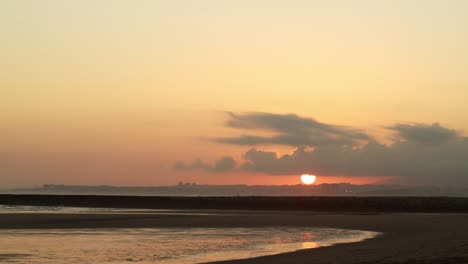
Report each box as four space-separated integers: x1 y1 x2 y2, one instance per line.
1 211 468 263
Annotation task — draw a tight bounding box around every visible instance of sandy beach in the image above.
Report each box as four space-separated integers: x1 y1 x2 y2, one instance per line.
1 210 468 264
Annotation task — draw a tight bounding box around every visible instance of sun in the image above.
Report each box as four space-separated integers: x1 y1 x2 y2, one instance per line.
301 174 317 185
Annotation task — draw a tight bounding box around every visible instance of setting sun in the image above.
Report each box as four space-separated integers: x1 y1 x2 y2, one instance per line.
301 174 317 185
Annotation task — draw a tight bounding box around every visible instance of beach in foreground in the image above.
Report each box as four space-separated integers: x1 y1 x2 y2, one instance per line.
1 210 468 264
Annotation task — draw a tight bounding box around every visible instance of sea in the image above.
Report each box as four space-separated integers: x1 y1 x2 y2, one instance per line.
0 205 379 264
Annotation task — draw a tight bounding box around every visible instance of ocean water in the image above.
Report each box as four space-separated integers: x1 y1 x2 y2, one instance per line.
0 206 379 263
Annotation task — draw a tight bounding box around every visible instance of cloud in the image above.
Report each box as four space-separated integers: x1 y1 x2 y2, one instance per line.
237 121 468 184
239 138 468 184
214 112 371 147
175 112 468 185
388 123 458 144
174 156 236 173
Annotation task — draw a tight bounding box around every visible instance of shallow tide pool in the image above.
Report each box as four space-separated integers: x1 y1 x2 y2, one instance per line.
0 227 379 264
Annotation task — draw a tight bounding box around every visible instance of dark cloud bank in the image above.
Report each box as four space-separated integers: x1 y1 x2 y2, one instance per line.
176 112 468 185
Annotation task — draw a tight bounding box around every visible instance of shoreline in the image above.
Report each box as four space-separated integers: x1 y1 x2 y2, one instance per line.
1 211 468 263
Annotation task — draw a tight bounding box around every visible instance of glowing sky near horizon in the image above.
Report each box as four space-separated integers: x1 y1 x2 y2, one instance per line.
1 1 468 187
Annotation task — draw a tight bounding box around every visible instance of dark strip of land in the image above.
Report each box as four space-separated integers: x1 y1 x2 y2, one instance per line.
1 194 468 212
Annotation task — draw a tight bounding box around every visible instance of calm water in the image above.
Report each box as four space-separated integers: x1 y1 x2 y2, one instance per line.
0 206 379 263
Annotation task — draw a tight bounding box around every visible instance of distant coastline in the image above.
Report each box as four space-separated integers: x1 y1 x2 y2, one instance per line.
3 183 468 197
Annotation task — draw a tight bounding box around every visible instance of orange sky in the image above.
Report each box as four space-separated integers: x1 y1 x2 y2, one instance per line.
1 1 468 187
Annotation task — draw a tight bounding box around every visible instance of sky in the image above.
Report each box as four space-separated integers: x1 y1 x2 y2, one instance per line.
2 0 468 187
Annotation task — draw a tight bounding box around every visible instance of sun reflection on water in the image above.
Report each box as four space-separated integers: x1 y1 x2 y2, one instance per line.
302 241 319 249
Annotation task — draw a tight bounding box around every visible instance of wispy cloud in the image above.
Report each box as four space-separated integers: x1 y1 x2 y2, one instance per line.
387 123 458 144
214 112 371 147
